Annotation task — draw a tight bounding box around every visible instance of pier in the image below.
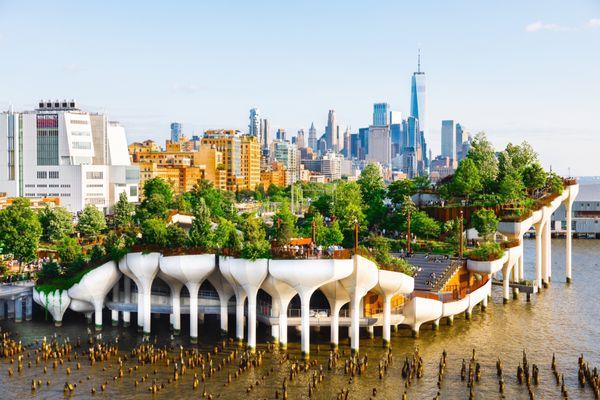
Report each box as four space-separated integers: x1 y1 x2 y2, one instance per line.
0 281 34 322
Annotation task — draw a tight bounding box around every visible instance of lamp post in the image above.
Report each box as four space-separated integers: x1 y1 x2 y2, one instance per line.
354 218 359 254
407 210 411 254
459 210 464 258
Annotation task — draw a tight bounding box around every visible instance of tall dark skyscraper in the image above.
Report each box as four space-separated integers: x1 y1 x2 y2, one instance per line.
410 51 426 139
260 118 270 150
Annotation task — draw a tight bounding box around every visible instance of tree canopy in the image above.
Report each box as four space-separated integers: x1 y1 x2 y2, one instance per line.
77 205 107 239
38 206 74 243
0 198 42 270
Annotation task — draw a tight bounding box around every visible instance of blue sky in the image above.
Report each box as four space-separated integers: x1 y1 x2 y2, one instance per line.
0 0 598 175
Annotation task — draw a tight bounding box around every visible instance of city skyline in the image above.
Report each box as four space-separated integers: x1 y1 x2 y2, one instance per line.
0 1 598 175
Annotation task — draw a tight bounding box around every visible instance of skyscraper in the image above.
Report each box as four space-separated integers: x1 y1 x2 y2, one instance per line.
373 103 389 126
441 120 456 161
170 122 182 142
366 126 391 167
325 110 338 151
343 127 351 158
307 122 317 150
248 108 260 136
260 118 270 150
410 51 426 146
296 129 306 149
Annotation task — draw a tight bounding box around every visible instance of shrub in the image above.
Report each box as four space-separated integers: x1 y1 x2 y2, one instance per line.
166 224 188 248
466 242 505 261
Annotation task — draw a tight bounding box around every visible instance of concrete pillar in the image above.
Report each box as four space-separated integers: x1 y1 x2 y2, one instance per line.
544 220 552 283
123 277 131 327
447 315 454 325
382 295 392 347
171 287 181 334
502 267 510 304
111 284 119 326
0 300 4 320
219 297 229 334
432 318 440 330
187 282 201 343
300 291 314 359
279 304 288 349
142 286 152 335
270 301 279 343
235 294 247 343
25 296 32 321
93 299 104 331
350 294 361 353
247 289 259 352
482 295 488 311
330 305 341 348
534 223 543 289
367 325 374 338
14 298 23 323
518 253 525 281
565 201 573 283
541 221 550 286
136 291 144 331
7 299 14 319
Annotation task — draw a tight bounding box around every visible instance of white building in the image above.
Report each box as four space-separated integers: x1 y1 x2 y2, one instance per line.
321 151 342 181
270 140 298 184
0 100 139 213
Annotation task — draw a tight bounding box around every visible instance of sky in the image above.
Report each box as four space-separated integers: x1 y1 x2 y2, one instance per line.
0 0 598 176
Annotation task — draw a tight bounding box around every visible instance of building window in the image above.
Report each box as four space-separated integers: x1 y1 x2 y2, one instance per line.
49 171 59 179
36 114 59 166
129 186 138 197
37 171 47 179
86 171 104 179
72 141 92 150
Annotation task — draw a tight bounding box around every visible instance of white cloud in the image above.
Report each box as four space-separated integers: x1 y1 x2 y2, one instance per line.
588 18 600 28
525 21 569 32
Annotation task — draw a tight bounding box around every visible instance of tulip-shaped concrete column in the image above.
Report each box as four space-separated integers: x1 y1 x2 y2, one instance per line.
261 275 297 349
33 288 71 326
320 281 350 349
340 256 379 354
159 254 216 343
68 261 121 330
157 271 183 334
373 269 414 347
270 259 353 359
207 269 235 334
564 184 579 283
120 252 160 335
532 208 549 290
220 257 269 352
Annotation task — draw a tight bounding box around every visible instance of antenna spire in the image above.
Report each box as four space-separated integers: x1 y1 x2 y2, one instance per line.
417 48 421 73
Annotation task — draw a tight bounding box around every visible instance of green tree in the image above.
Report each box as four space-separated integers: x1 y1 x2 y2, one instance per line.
140 218 168 246
139 177 174 219
38 206 74 243
498 171 525 202
357 163 387 228
0 198 42 272
240 213 271 260
190 180 236 221
77 205 107 240
467 132 498 191
166 224 188 248
104 231 127 261
331 182 366 245
413 174 432 191
112 192 135 230
214 218 242 252
498 142 538 181
387 179 416 209
410 211 441 239
273 202 297 244
522 162 547 193
546 172 564 194
56 236 84 267
188 198 215 249
317 220 344 247
451 158 483 199
471 208 499 241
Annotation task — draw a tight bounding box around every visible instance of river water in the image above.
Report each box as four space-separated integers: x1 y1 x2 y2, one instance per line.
1 239 599 399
